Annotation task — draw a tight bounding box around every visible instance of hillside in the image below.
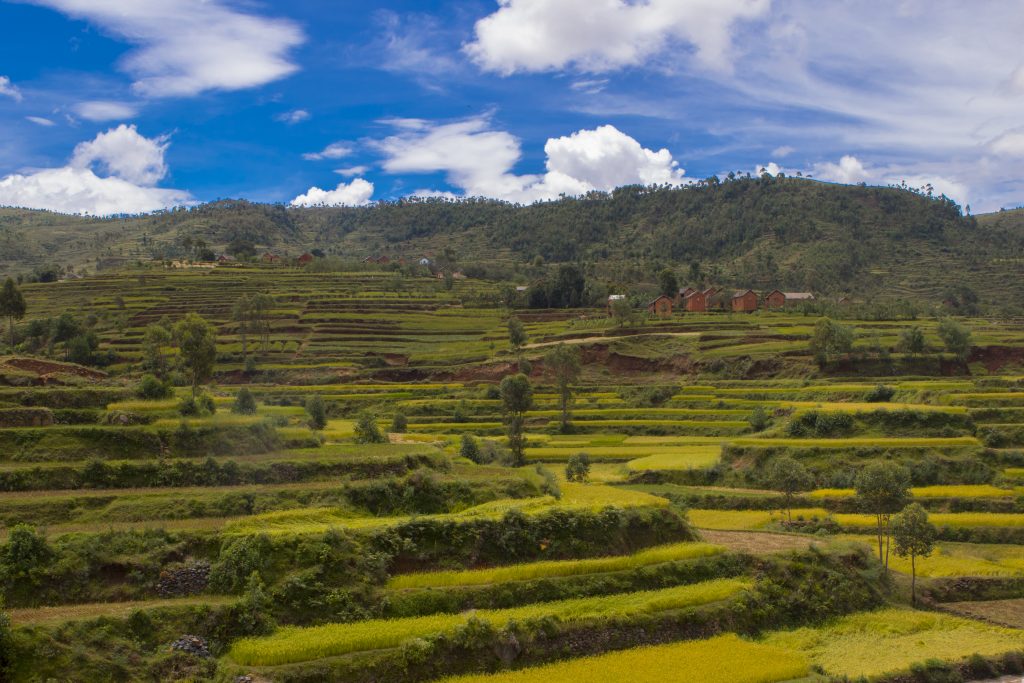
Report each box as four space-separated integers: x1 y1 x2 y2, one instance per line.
2 177 1023 308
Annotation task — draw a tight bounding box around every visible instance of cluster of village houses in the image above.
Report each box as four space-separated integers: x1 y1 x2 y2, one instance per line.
610 288 822 318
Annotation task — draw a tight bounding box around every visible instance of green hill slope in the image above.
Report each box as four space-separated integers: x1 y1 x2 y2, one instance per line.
2 177 1022 308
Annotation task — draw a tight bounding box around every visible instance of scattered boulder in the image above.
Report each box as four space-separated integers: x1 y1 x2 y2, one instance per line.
170 635 211 658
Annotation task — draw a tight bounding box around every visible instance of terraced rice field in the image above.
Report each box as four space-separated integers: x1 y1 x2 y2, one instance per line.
229 578 751 666
5 266 1024 682
437 634 809 683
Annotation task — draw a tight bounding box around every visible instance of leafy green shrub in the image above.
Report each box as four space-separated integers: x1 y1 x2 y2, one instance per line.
460 434 483 463
209 534 271 593
354 410 385 444
565 452 591 483
232 387 258 415
866 384 895 402
748 406 770 431
391 411 408 433
786 411 854 437
179 393 215 416
306 395 327 430
0 524 51 583
136 374 173 400
619 385 677 408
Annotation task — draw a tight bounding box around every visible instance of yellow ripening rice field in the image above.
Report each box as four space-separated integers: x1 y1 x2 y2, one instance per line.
729 436 979 448
762 608 1024 679
224 483 667 536
437 633 808 683
229 578 752 666
836 512 1024 529
626 447 722 471
388 542 724 589
841 537 1024 577
809 485 1024 499
688 508 831 530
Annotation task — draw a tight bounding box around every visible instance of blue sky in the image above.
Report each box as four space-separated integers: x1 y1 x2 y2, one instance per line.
1 0 1023 215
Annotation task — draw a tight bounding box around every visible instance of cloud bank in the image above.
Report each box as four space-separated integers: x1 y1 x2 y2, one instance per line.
0 124 192 214
291 178 374 206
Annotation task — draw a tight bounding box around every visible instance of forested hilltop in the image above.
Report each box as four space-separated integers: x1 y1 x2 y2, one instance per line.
2 176 1023 308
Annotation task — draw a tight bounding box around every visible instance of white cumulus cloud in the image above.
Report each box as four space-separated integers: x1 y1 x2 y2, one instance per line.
464 0 769 75
74 101 138 121
303 142 353 161
25 0 304 97
0 76 22 101
812 155 872 184
373 116 685 203
291 178 374 207
0 124 192 215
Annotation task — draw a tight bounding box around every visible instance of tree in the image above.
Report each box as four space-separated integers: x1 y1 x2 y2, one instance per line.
937 318 971 361
0 524 50 582
855 461 912 569
897 326 925 356
0 595 11 676
565 452 591 482
232 295 254 365
459 434 483 463
0 278 26 350
545 344 581 432
500 373 533 466
748 405 770 432
658 268 678 297
609 297 635 328
52 313 81 360
141 323 172 375
137 374 173 400
354 410 385 443
809 317 854 366
891 503 937 605
250 293 275 352
766 456 813 522
174 313 217 397
507 316 527 353
232 387 258 415
306 395 327 430
390 411 408 433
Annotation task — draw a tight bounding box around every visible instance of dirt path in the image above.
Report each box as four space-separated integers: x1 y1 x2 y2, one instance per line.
9 595 234 625
524 331 699 349
698 529 825 555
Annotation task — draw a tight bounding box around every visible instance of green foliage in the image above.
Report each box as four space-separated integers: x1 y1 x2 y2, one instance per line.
507 316 527 352
766 456 814 522
810 318 854 365
391 411 408 433
0 596 11 676
173 313 217 396
136 374 173 400
786 411 853 437
306 395 327 430
891 503 937 604
747 405 770 432
545 344 581 432
232 387 258 415
565 452 591 483
0 277 26 348
618 384 677 407
141 323 172 375
896 326 926 355
178 392 215 417
865 384 895 402
354 410 385 444
459 434 483 463
609 296 636 327
938 318 972 360
499 373 533 466
209 534 271 593
0 524 51 582
658 268 678 297
855 461 912 567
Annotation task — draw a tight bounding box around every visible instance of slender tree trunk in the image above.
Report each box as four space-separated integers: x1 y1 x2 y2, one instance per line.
7 316 13 350
911 555 916 606
876 514 884 563
884 518 891 570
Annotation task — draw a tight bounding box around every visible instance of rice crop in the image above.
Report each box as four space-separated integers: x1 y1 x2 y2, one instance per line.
729 436 979 448
688 508 831 530
836 512 1024 529
437 633 808 683
841 537 1024 577
388 541 725 589
809 485 1023 499
762 607 1024 678
229 578 752 666
626 449 722 471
